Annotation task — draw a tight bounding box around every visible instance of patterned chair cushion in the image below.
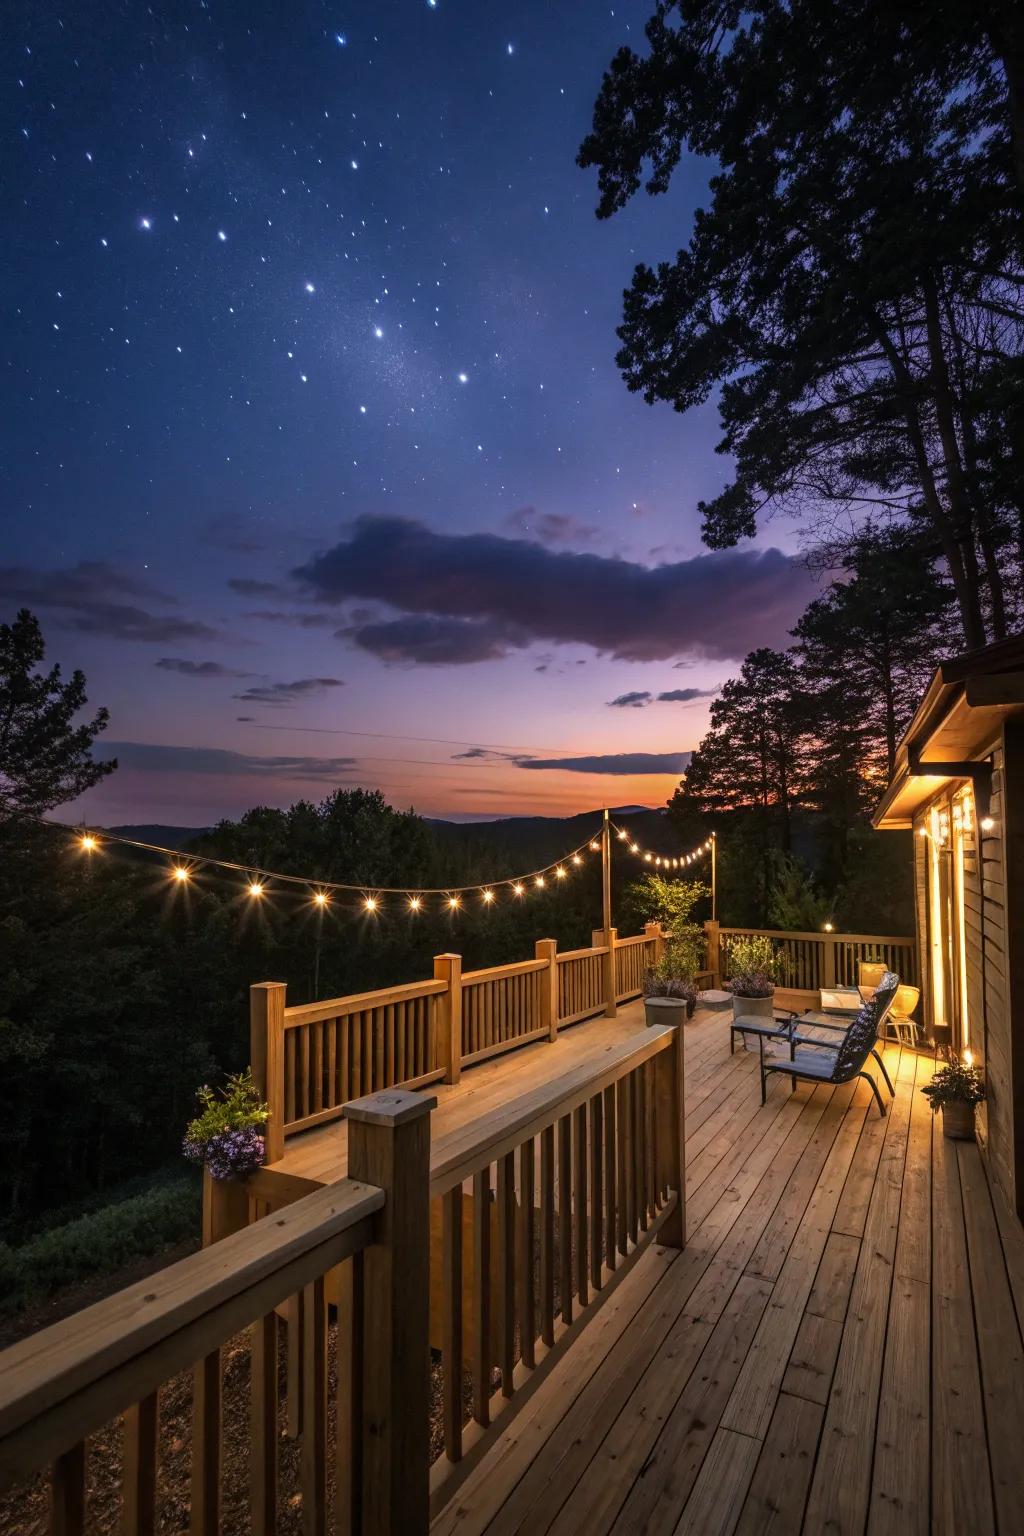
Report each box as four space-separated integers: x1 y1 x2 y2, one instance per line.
833 972 899 1081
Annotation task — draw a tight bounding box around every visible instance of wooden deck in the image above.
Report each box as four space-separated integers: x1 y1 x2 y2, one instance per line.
431 1010 1024 1536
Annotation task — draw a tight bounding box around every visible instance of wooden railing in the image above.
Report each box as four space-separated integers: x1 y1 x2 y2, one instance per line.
713 925 917 994
253 930 669 1159
426 1020 684 1511
0 1026 686 1534
0 1172 397 1534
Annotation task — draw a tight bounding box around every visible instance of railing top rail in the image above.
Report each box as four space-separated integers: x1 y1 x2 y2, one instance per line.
284 977 447 1027
718 926 914 946
0 1179 383 1478
429 1026 675 1198
557 946 608 962
614 932 653 947
462 958 547 984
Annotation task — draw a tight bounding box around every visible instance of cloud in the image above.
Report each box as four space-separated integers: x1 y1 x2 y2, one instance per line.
501 508 602 546
97 741 358 780
608 691 653 709
450 746 692 776
228 577 280 596
233 677 345 705
156 658 252 678
656 687 718 703
0 561 221 643
244 610 331 629
341 614 526 666
295 516 817 664
519 752 693 776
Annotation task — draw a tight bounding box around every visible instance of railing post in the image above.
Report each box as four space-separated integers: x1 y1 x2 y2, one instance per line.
250 981 287 1164
434 952 462 1085
654 1019 686 1248
344 1089 436 1536
644 920 665 966
594 927 618 1017
535 938 559 1041
703 919 721 986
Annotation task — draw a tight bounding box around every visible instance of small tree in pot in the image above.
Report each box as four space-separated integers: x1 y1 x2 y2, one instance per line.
921 1058 986 1140
644 939 699 1026
726 935 786 1023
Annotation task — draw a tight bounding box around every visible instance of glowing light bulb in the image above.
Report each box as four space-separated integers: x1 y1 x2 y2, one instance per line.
589 840 600 851
572 853 583 865
823 921 834 932
172 865 190 883
248 880 264 898
963 1048 974 1067
312 890 329 907
408 895 422 912
482 889 495 904
631 843 640 854
617 829 628 841
981 816 995 832
512 882 525 897
535 875 546 888
448 894 461 910
364 895 378 912
655 857 662 867
555 866 566 879
918 827 929 838
79 833 97 852
644 853 653 863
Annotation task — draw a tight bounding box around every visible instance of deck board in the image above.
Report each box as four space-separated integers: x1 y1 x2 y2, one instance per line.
432 1020 1024 1536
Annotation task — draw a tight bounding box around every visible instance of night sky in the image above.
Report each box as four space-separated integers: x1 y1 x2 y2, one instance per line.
3 1 819 826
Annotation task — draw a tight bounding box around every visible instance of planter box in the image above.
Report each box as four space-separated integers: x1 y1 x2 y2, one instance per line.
732 993 774 1023
941 1102 976 1141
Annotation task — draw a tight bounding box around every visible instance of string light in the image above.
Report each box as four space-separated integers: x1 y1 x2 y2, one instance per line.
609 819 716 872
364 895 378 912
57 819 602 905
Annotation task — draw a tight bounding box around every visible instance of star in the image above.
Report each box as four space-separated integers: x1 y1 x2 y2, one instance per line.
217 230 227 241
458 372 468 383
335 33 347 45
140 217 152 230
374 326 383 338
305 282 316 293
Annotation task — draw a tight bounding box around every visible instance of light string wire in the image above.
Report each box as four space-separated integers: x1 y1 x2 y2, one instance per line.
21 811 614 905
608 817 715 871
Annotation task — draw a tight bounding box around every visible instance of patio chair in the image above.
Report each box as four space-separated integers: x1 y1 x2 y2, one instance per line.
784 978 900 1098
760 973 900 1117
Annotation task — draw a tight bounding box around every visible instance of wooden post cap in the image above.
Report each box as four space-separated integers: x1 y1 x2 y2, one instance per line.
343 1089 437 1127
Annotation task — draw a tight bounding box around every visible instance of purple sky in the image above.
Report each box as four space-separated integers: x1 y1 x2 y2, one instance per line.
4 0 819 824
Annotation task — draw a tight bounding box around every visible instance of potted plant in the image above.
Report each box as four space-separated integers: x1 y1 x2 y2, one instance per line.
920 1058 986 1140
183 1068 270 1181
726 934 785 1023
643 937 700 1024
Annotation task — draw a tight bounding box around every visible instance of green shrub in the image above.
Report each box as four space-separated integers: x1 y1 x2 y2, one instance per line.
0 1173 202 1319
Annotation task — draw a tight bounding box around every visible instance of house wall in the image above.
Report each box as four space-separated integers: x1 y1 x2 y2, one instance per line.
912 729 1022 1215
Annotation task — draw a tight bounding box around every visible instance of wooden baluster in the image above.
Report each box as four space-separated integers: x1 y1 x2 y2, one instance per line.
344 1088 435 1536
300 1027 311 1120
373 1007 385 1089
558 1114 573 1323
517 1139 536 1368
497 1151 516 1394
574 1103 588 1308
286 1291 304 1439
190 1349 221 1535
617 1077 630 1255
340 1015 350 1103
312 1022 323 1115
630 1071 642 1242
301 1276 328 1536
385 1003 395 1085
539 1125 555 1347
123 1393 159 1536
285 1031 297 1127
647 1061 658 1214
335 1254 363 1536
472 1168 492 1426
589 1093 603 1291
250 1313 277 1536
52 1441 86 1536
603 1084 616 1269
443 1186 464 1461
351 1012 362 1097
326 1019 337 1111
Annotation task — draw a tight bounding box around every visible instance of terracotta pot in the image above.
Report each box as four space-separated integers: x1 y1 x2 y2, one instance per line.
732 993 774 1023
644 995 689 1029
941 1101 976 1141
